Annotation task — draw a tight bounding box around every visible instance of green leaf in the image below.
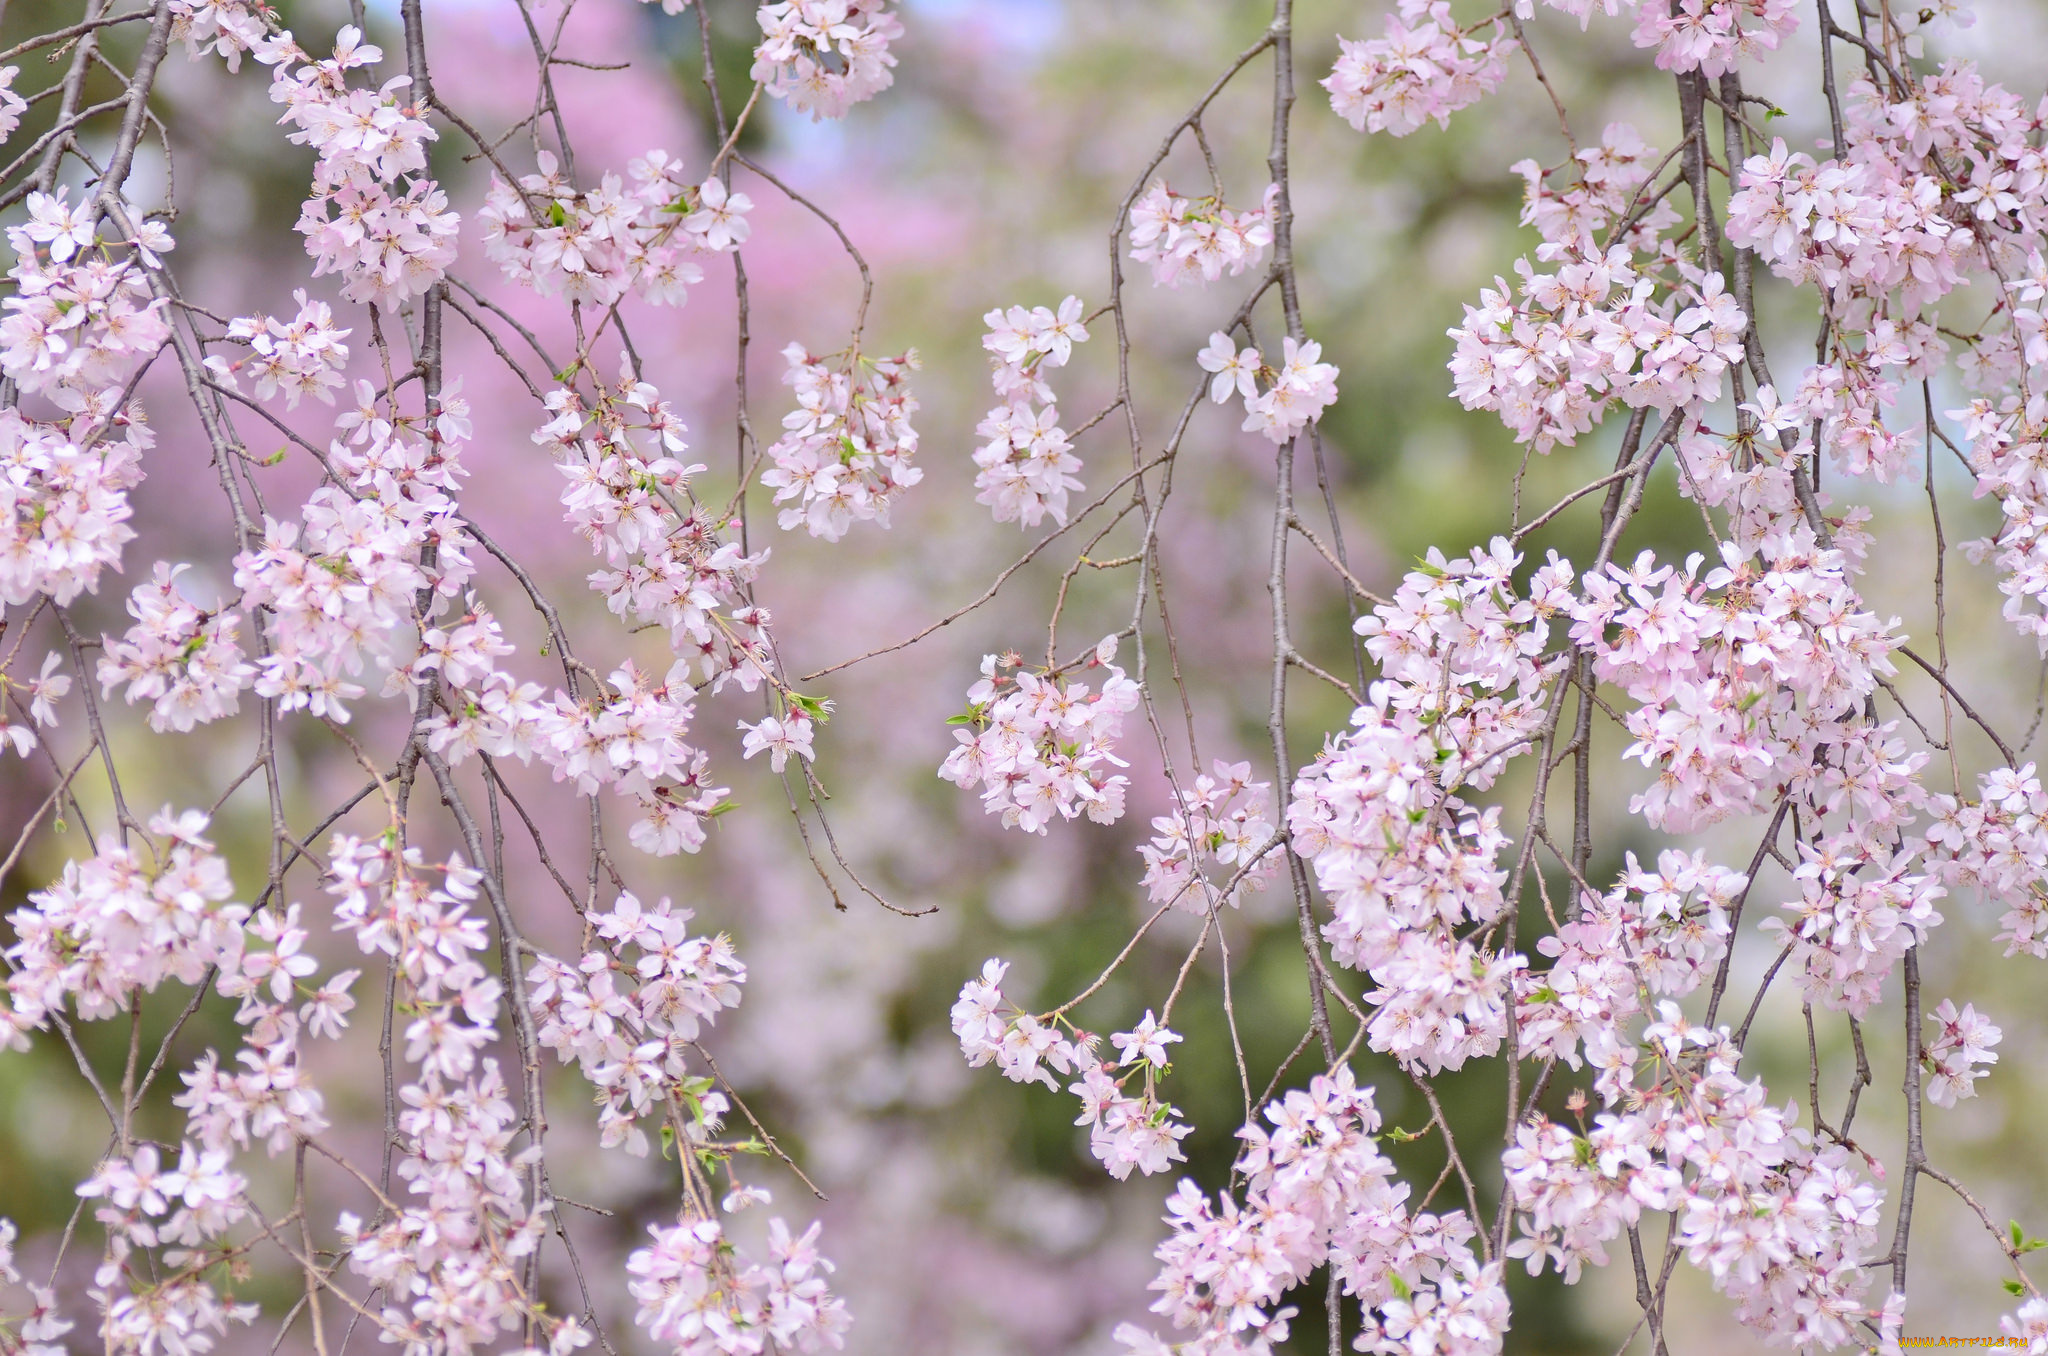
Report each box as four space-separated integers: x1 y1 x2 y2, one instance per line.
2004 1277 2028 1296
547 200 570 228
659 1123 676 1161
2014 1220 2027 1251
787 691 834 723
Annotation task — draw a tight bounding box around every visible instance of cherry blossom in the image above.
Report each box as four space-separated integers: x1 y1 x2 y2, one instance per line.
1129 182 1276 287
761 344 922 539
1922 998 2001 1107
0 67 25 144
1324 0 1514 137
739 712 817 771
938 639 1140 833
8 0 2048 1349
974 297 1090 527
98 563 254 733
1137 759 1281 911
202 290 352 409
751 0 903 120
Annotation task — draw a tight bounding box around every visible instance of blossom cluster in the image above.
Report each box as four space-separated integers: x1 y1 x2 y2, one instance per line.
761 344 923 540
626 1213 850 1355
1448 236 1746 452
1115 1067 1505 1356
257 26 460 306
532 388 748 853
528 891 746 1156
3 813 333 1352
314 836 559 1347
950 960 1193 1181
1264 507 1935 1348
937 637 1140 833
481 149 750 307
201 290 352 409
230 388 473 723
974 297 1089 527
1504 1020 1892 1351
1282 543 1566 1075
1926 763 2048 958
1766 835 1943 1017
1136 759 1281 912
1710 65 2048 656
751 0 904 120
1128 182 1276 288
0 400 146 610
538 364 772 707
1323 0 1798 137
1512 123 1674 255
632 0 904 122
1519 850 1741 1082
4 191 173 399
169 0 269 69
1292 541 1564 973
1922 998 2001 1107
1196 331 1340 443
1323 0 1514 138
97 562 254 733
2 809 247 1041
1626 0 1800 77
1569 535 1909 833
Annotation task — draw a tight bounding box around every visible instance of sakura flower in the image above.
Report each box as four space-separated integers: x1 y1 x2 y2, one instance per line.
1242 334 1339 442
684 177 753 251
1110 1011 1182 1069
301 970 360 1040
739 713 817 772
0 66 25 144
19 189 96 261
1923 998 2000 1107
1197 331 1261 404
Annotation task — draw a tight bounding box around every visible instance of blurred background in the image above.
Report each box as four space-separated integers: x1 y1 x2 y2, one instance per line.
3 0 2047 1351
